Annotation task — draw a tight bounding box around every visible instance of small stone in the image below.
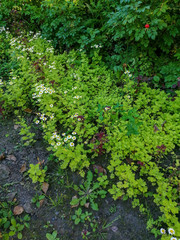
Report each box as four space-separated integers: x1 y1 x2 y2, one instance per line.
23 202 33 214
0 164 10 180
7 192 17 201
111 226 118 232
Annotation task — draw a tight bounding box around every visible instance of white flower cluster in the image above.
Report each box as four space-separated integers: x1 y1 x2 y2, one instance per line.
124 70 132 78
46 47 54 53
50 131 77 148
0 26 5 33
91 44 102 49
71 113 79 118
73 95 82 99
49 62 56 70
33 84 55 99
160 228 178 240
35 112 54 124
33 31 42 39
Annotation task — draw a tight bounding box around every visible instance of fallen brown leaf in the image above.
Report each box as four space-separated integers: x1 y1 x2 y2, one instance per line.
20 163 26 173
13 206 24 215
24 108 32 113
84 202 90 208
14 124 20 130
0 153 5 161
93 165 107 175
6 155 16 161
41 182 49 194
39 199 44 207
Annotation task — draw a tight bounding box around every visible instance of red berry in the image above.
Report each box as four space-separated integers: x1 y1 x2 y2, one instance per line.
145 24 149 28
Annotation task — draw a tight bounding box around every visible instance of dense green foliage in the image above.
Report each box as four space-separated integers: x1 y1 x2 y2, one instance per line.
0 0 180 239
0 31 179 239
0 0 179 90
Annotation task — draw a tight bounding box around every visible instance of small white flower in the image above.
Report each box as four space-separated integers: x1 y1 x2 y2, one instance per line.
77 118 81 121
57 142 61 146
84 141 88 144
64 138 68 142
62 133 66 136
56 136 60 140
170 238 177 240
64 91 68 94
50 136 54 140
74 113 78 117
67 135 72 139
35 120 39 124
9 81 13 85
50 104 53 108
168 228 175 235
70 142 74 147
54 145 58 149
51 142 55 146
127 95 131 99
49 90 53 94
72 131 76 135
50 115 54 119
42 117 47 121
72 136 76 140
129 74 132 77
160 228 166 234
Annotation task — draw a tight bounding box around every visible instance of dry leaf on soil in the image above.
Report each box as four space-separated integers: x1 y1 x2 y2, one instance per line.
0 153 5 161
14 124 20 130
41 182 49 194
39 199 44 207
93 165 107 175
13 206 24 215
24 108 32 113
20 163 26 173
84 202 90 208
6 155 16 161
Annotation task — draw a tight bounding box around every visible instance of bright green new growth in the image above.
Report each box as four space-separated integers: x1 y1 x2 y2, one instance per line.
28 164 46 183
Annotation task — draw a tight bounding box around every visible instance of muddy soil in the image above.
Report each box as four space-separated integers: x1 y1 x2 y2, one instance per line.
0 118 157 240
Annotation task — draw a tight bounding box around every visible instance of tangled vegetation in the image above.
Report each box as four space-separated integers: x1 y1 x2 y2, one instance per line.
0 1 179 240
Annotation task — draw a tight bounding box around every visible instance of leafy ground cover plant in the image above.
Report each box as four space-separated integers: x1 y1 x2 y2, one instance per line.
70 171 107 211
0 201 30 240
1 31 180 239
